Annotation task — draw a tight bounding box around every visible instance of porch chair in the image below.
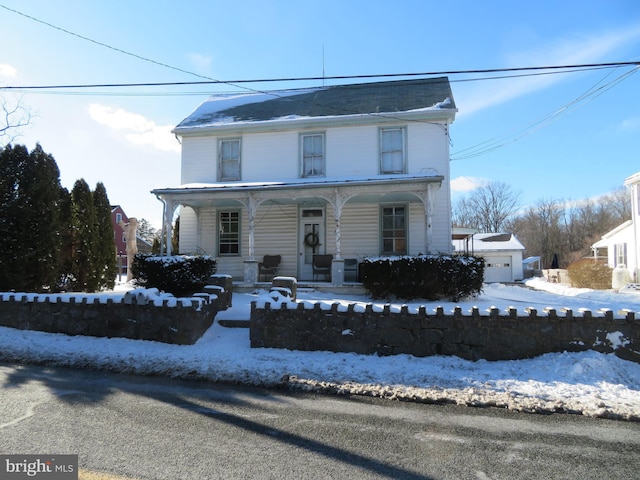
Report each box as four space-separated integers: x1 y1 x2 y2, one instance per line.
312 254 333 282
258 255 281 282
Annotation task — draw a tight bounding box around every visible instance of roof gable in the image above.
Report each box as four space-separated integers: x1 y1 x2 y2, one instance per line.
592 220 633 248
175 77 456 130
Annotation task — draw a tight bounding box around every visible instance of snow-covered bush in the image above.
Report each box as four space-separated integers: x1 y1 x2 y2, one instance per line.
131 254 217 297
359 254 484 301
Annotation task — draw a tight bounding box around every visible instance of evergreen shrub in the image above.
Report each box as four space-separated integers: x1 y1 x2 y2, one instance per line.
132 254 217 297
359 254 484 301
567 258 612 289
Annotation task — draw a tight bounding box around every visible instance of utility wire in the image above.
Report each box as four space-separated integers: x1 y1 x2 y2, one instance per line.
0 3 215 82
450 65 640 161
1 63 638 91
2 3 639 161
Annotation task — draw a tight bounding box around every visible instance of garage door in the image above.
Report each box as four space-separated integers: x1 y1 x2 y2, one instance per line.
484 256 512 283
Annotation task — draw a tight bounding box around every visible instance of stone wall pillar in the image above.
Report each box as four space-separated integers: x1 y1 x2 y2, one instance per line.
244 259 258 284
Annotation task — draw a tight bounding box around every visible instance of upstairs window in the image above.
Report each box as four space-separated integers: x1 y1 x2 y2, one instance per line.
219 138 241 181
381 205 407 255
301 133 325 177
380 127 406 174
218 211 240 256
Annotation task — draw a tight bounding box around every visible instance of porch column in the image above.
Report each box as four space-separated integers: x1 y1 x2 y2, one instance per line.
246 193 260 260
194 207 202 253
414 184 435 254
328 188 355 285
162 199 179 256
330 188 349 260
425 184 434 254
241 193 265 283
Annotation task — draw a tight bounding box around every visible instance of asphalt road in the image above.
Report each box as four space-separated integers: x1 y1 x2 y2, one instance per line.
1 362 639 480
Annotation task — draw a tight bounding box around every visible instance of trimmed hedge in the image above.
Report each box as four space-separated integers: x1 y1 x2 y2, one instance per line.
132 254 217 297
359 255 484 301
568 258 612 289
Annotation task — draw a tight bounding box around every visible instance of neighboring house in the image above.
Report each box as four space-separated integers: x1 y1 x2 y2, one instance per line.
152 78 457 285
111 205 129 261
453 233 526 283
591 170 640 283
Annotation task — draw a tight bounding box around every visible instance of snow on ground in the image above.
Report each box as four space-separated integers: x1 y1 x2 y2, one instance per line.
1 278 639 421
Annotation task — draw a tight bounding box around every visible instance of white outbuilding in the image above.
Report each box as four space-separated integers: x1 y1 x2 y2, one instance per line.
453 232 526 283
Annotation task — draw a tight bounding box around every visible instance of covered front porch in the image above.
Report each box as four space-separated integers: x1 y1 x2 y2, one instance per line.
152 174 447 286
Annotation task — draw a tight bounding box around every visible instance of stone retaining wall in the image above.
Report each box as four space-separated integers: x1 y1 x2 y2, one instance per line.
250 302 640 363
0 294 219 345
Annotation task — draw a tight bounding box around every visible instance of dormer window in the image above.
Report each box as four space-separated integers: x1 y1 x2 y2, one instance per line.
301 133 325 177
380 127 406 174
218 138 241 181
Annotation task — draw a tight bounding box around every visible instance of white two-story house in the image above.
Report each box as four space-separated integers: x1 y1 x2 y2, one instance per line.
152 78 457 285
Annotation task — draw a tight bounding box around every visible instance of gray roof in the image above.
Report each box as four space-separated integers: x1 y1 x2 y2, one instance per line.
175 77 456 130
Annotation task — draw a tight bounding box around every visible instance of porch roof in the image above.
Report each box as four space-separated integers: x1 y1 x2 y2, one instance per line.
151 172 444 206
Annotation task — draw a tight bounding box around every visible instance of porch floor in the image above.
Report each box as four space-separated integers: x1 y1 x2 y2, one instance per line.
232 281 367 296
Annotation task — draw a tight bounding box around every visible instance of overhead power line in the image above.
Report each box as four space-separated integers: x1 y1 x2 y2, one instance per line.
2 3 639 162
0 3 214 82
450 65 640 161
1 62 639 92
2 2 639 94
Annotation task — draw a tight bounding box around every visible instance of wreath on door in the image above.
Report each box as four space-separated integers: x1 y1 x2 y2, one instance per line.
304 232 320 248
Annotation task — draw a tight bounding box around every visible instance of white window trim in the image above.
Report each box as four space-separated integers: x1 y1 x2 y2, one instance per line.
379 126 407 174
300 132 326 177
218 138 242 182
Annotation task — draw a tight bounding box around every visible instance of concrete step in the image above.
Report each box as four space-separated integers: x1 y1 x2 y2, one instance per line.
217 319 250 328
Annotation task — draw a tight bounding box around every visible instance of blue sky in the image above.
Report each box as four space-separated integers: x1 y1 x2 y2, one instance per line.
1 0 639 229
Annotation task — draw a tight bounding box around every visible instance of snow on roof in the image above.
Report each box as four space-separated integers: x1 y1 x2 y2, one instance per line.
174 77 456 131
453 232 525 252
472 233 525 251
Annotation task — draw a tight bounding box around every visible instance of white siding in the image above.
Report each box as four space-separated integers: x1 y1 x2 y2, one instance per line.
242 132 298 181
408 203 426 254
181 136 216 184
198 207 217 255
429 185 453 254
178 206 217 255
406 123 449 175
325 126 378 177
252 204 298 277
178 207 198 253
181 122 450 184
339 204 379 259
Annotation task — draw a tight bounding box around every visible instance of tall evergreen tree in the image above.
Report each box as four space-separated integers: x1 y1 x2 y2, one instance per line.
56 187 73 291
70 179 97 292
0 144 62 291
0 144 24 290
92 182 116 290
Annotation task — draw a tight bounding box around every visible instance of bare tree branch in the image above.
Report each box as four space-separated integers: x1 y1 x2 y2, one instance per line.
0 95 31 145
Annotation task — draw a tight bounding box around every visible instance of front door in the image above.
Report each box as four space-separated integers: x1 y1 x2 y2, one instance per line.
299 208 325 281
